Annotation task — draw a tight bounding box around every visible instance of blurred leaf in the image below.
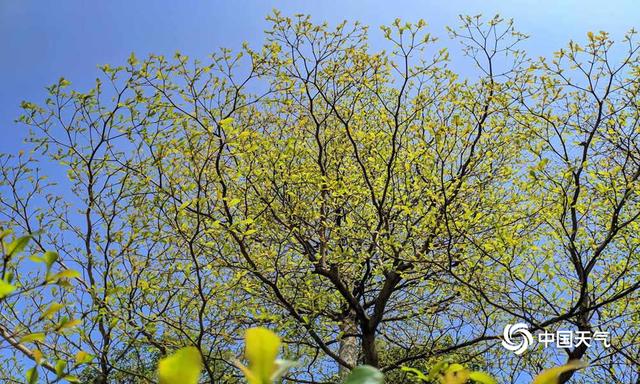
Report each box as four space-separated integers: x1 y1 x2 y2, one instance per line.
0 279 16 298
442 364 469 384
26 366 38 384
41 302 65 319
220 117 234 129
55 359 67 377
343 365 384 384
271 359 298 382
532 360 587 384
75 350 93 364
469 371 497 384
401 366 429 381
32 349 43 365
157 346 203 384
43 251 59 273
48 269 80 282
428 361 450 380
0 229 13 241
20 333 45 343
56 318 81 333
6 235 30 257
237 327 281 384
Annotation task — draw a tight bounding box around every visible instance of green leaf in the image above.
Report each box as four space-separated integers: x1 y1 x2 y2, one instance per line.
343 365 384 384
0 279 16 298
469 371 497 384
220 117 234 129
75 350 93 364
43 251 59 273
239 327 281 384
41 302 65 319
0 228 13 241
48 269 80 282
428 360 450 380
59 77 71 87
128 52 139 66
20 333 45 343
55 318 82 333
55 359 67 377
26 366 39 384
442 363 470 384
6 235 30 257
178 200 191 211
157 346 203 384
401 366 429 381
532 360 587 384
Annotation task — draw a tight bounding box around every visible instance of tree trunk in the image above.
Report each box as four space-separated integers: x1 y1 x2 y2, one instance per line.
338 311 359 376
361 324 379 367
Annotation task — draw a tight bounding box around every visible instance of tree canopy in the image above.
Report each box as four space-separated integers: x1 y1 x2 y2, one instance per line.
1 12 639 384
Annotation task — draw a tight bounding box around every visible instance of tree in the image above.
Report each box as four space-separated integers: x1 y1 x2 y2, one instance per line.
1 12 639 384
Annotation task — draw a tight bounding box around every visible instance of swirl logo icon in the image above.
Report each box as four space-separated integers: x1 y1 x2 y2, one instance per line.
502 323 533 355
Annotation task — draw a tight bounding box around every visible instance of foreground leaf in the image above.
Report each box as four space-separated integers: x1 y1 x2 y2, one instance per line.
532 360 587 384
6 235 31 257
238 327 281 384
0 279 16 298
157 346 203 384
469 371 498 384
441 363 470 384
271 359 298 382
41 302 65 319
75 350 93 364
343 365 384 384
20 333 45 343
47 269 80 282
26 366 38 384
402 366 430 381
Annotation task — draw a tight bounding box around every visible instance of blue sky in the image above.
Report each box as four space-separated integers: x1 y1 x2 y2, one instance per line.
1 0 639 152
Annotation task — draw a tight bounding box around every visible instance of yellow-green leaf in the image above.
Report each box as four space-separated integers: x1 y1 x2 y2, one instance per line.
442 364 469 384
532 360 587 384
240 327 281 384
20 333 45 343
75 350 93 364
26 366 39 384
469 371 497 384
220 117 234 129
42 303 65 319
55 359 67 377
0 229 13 241
157 346 203 384
401 366 429 381
56 318 81 333
0 279 16 298
6 235 30 257
43 251 58 272
48 269 80 282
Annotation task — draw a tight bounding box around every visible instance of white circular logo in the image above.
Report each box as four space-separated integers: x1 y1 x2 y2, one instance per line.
501 323 533 355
